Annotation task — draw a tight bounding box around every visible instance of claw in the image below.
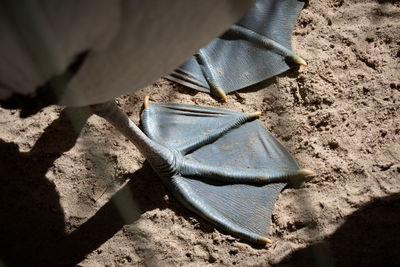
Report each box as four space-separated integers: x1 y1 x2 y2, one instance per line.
292 55 308 66
299 168 314 177
215 86 228 101
261 237 273 245
248 111 262 119
144 95 150 109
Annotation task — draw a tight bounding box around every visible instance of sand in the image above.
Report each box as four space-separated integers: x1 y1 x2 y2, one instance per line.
0 0 399 266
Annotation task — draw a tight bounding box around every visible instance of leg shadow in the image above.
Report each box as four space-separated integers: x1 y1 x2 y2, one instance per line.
40 162 169 266
1 104 217 266
0 106 90 266
277 193 400 267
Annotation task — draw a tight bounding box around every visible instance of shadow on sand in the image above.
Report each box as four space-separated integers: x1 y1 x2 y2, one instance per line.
277 193 400 267
0 107 168 266
0 106 216 266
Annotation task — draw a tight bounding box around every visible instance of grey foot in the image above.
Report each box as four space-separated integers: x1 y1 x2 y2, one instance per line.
141 97 312 243
166 0 307 100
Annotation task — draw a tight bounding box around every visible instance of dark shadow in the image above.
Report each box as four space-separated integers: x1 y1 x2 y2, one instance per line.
0 106 90 267
235 76 277 95
40 163 169 266
0 102 223 266
2 97 305 265
377 0 399 4
277 193 400 267
174 82 199 97
14 160 221 266
234 66 300 96
0 106 220 266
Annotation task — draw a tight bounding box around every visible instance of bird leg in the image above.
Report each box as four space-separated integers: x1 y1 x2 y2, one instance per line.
90 100 178 178
90 98 312 244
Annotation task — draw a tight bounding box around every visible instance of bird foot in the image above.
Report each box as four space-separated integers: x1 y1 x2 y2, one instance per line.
140 97 312 243
166 0 307 100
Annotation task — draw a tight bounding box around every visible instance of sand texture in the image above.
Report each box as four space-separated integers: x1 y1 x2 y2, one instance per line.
0 0 399 266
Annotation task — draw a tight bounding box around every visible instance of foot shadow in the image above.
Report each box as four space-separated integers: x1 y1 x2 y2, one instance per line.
277 193 400 267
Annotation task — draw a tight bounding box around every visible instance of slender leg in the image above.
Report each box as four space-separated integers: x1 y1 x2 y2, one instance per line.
90 100 178 177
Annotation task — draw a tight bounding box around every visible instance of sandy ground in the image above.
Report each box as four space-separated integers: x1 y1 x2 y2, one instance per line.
1 0 400 266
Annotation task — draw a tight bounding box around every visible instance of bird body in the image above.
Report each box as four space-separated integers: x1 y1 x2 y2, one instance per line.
0 0 254 106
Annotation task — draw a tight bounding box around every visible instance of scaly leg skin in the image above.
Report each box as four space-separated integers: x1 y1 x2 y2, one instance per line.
91 97 313 244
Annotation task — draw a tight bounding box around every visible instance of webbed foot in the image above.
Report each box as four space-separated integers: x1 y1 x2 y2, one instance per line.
141 98 312 243
167 0 306 100
92 98 312 244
